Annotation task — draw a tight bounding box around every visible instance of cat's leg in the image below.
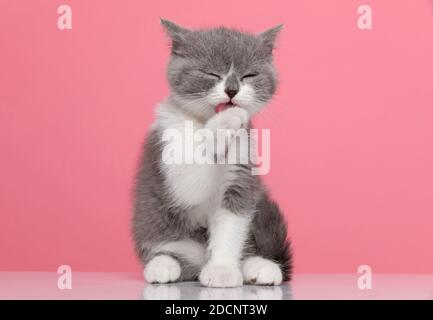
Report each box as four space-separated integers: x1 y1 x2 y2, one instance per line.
144 239 207 283
199 209 251 287
198 106 251 288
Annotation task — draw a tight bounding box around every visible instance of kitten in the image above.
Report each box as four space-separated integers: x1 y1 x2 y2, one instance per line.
133 19 292 287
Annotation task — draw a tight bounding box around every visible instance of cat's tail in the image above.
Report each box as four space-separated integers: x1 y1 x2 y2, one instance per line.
250 194 293 281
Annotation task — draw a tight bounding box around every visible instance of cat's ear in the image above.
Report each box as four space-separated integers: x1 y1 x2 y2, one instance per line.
160 18 191 56
259 24 283 55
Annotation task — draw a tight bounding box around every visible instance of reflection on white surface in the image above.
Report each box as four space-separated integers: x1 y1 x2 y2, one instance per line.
0 272 432 300
143 282 291 300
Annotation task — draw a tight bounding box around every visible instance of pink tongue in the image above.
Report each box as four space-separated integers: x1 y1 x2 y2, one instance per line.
215 103 226 113
215 103 233 113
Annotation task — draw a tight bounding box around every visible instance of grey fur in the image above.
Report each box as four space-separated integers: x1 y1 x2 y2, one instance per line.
133 20 292 282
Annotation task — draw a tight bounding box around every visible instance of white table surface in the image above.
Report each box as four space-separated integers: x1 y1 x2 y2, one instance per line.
0 272 432 300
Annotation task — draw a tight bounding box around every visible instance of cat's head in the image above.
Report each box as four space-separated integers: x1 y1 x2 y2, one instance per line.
161 19 282 120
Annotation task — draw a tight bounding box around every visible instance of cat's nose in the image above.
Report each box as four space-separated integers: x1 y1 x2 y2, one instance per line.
224 88 238 99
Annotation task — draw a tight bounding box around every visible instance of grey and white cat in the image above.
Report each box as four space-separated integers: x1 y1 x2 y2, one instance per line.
133 19 292 287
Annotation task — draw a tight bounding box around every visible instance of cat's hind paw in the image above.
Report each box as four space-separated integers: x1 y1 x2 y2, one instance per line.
242 256 283 286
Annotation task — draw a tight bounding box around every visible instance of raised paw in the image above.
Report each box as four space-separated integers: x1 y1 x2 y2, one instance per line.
199 264 243 288
242 256 283 286
206 107 249 133
222 106 249 129
144 255 181 284
205 107 249 158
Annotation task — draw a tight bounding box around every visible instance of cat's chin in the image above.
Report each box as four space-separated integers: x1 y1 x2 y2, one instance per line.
215 102 236 113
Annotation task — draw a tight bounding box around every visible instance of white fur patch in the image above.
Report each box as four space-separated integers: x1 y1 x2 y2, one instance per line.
163 161 221 207
158 102 222 208
207 79 228 107
232 84 257 116
242 256 283 285
207 209 251 265
144 255 181 284
156 239 206 266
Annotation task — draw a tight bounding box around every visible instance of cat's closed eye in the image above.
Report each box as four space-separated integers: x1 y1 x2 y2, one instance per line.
241 73 258 81
199 70 222 80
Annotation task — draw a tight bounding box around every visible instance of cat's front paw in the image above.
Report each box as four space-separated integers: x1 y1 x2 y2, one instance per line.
199 264 243 288
206 107 249 133
205 107 249 157
144 255 181 284
242 256 283 286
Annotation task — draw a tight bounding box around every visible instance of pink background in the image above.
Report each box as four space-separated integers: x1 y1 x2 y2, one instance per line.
1 0 433 274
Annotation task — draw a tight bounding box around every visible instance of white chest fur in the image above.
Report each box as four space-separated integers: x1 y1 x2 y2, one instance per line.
156 102 243 225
